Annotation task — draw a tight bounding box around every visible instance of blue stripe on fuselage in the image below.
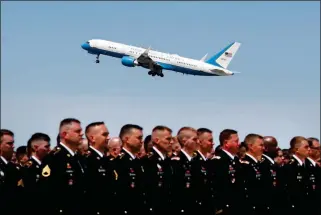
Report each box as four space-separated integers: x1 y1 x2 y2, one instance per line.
85 47 218 76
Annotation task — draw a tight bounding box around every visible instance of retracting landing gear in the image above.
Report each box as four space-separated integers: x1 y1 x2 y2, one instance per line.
95 54 100 63
148 70 164 77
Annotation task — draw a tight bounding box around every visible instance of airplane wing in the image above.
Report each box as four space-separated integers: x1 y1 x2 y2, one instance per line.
136 47 162 71
200 53 208 62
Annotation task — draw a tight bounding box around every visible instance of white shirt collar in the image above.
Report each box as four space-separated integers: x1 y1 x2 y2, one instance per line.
0 156 8 164
263 154 275 164
31 156 41 165
122 147 136 159
90 146 104 157
246 153 258 163
181 149 192 161
59 142 75 156
307 157 316 166
292 154 304 166
222 149 235 160
153 146 165 160
197 150 207 160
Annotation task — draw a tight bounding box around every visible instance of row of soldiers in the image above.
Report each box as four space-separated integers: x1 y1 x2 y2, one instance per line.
1 118 320 215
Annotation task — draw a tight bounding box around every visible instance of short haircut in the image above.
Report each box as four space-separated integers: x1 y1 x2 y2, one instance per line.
59 118 81 129
177 126 197 144
152 125 172 133
85 121 105 134
244 133 263 150
27 132 51 156
144 135 152 151
119 124 143 140
219 129 238 145
290 136 307 150
197 128 212 136
0 129 14 143
16 146 27 157
307 137 319 147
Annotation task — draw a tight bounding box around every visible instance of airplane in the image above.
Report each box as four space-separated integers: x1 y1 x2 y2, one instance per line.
81 39 241 77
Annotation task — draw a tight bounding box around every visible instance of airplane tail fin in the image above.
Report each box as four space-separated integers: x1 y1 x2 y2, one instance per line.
206 42 241 69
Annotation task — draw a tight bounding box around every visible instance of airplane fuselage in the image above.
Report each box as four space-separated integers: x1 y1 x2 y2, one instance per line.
81 39 236 77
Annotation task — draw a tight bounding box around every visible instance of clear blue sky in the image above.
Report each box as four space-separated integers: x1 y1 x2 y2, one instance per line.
1 2 320 149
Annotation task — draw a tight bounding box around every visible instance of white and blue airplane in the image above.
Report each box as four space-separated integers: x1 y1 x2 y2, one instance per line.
81 39 241 77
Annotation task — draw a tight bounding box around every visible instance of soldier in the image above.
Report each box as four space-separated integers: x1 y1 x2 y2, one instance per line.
241 134 269 215
170 126 199 214
208 129 244 215
37 118 87 215
107 137 122 158
23 133 51 189
112 124 147 215
16 146 29 167
0 129 24 215
306 137 320 215
84 121 115 215
142 125 173 215
192 128 214 214
22 132 51 213
279 136 310 215
259 136 283 215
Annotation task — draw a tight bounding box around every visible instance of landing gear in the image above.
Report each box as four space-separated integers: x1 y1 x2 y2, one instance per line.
148 70 164 77
95 54 100 63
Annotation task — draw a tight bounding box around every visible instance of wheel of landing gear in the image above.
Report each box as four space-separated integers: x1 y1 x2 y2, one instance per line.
96 60 100 63
160 73 164 77
148 71 152 75
152 73 156 76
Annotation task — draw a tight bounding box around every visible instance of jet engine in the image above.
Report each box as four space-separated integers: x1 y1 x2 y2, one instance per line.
121 56 139 67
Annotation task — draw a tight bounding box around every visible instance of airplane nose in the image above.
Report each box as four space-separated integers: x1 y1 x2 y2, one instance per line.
81 42 90 50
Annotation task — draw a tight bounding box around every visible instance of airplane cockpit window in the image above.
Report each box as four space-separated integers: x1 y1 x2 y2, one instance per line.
86 41 89 44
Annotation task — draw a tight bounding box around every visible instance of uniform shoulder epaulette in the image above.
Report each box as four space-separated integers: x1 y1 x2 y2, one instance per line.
119 152 125 159
147 152 153 158
25 160 33 168
240 160 249 164
50 146 61 155
289 159 295 164
84 150 91 157
171 156 180 161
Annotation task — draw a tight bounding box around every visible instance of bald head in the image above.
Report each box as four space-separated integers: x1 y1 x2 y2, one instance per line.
108 137 122 158
263 136 278 156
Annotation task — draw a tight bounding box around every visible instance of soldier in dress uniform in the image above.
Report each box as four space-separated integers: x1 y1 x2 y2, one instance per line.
142 125 173 215
36 118 87 215
259 136 283 215
192 128 214 214
22 132 51 212
279 136 310 215
241 134 268 215
208 129 244 215
84 121 115 215
107 137 122 158
112 124 147 215
0 129 24 215
170 126 199 214
306 137 320 215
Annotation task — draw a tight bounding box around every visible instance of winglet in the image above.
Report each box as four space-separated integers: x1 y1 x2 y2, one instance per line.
200 53 208 62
